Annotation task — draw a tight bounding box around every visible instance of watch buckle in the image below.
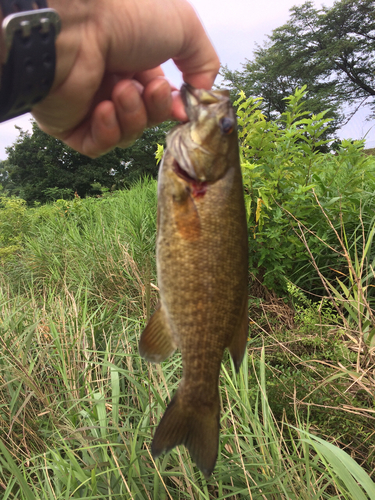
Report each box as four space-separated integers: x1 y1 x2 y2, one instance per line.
2 8 61 62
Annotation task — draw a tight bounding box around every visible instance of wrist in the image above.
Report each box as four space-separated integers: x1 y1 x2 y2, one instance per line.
44 1 94 91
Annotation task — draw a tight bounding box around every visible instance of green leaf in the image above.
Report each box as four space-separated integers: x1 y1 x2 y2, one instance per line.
303 434 375 500
0 439 35 500
155 143 164 165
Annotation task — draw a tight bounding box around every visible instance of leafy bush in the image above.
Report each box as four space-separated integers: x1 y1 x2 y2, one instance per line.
237 87 375 296
0 196 28 261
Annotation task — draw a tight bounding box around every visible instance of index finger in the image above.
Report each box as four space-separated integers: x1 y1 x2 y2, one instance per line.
172 2 220 89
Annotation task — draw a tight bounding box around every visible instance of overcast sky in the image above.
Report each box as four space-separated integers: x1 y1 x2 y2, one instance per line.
0 0 373 160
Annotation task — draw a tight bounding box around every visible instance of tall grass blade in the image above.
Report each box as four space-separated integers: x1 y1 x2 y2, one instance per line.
0 439 35 500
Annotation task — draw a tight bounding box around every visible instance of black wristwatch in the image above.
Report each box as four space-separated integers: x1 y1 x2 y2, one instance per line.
0 0 61 122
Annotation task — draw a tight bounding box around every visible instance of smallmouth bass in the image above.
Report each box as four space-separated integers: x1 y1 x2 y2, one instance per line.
139 84 248 477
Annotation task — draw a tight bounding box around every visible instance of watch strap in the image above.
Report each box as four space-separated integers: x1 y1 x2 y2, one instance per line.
0 1 48 17
0 1 60 122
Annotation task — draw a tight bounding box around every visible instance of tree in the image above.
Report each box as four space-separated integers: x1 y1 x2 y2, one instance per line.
222 0 375 134
5 123 123 202
115 121 174 185
3 120 173 203
0 159 12 194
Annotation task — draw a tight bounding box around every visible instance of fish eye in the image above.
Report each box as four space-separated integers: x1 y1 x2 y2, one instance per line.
219 117 234 135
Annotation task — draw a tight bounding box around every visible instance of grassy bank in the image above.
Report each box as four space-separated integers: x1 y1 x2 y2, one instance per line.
0 179 374 498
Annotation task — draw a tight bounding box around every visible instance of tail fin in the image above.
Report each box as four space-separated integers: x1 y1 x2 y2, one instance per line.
152 388 220 478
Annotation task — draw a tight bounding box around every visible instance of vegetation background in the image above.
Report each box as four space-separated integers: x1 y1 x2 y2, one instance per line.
0 0 375 498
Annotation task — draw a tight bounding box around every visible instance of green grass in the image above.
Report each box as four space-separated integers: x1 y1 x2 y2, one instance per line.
0 179 375 498
2 179 158 314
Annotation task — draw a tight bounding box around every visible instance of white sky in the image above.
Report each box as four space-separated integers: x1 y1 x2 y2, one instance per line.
0 0 373 160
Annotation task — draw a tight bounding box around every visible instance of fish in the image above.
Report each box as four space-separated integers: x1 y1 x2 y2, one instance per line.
139 84 248 477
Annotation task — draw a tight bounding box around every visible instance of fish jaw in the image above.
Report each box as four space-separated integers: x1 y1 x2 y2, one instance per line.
181 83 231 120
168 84 237 183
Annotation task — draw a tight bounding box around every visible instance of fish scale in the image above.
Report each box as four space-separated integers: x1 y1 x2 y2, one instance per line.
139 84 248 477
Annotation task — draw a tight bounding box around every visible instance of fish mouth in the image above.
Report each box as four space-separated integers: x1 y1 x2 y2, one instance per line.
181 84 221 120
172 84 233 184
173 159 195 183
173 159 204 186
181 84 199 121
180 83 199 112
167 124 210 182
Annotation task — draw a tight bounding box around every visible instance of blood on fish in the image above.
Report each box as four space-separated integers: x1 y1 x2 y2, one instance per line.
173 160 208 199
191 183 207 198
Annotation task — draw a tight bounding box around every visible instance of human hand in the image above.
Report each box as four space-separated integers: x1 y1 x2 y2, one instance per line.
31 0 220 157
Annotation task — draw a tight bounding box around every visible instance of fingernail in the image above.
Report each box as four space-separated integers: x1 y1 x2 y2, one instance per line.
132 80 144 94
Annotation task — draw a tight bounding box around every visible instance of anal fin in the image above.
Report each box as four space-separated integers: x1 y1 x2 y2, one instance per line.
228 295 248 372
139 305 176 363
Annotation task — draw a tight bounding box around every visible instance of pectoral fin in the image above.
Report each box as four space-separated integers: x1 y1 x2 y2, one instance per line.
173 194 201 241
228 295 248 372
166 164 201 241
139 305 176 363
